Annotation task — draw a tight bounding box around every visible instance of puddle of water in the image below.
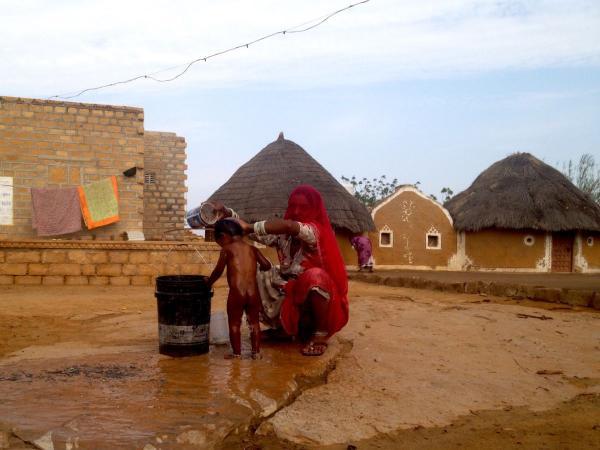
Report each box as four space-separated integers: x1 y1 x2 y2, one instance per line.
0 340 336 449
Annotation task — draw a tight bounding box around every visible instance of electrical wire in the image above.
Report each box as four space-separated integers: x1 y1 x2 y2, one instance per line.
48 0 371 100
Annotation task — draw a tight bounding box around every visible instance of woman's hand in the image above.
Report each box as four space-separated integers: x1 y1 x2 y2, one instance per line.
236 218 254 235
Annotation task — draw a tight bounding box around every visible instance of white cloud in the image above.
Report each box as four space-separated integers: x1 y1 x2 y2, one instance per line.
1 0 599 97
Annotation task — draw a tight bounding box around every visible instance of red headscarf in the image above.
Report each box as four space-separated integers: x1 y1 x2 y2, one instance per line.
284 185 348 305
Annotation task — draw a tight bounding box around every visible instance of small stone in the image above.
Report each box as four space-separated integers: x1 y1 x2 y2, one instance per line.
256 421 274 436
0 431 10 449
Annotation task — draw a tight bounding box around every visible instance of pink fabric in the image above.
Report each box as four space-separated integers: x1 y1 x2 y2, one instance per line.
31 187 82 236
351 236 373 267
280 185 349 337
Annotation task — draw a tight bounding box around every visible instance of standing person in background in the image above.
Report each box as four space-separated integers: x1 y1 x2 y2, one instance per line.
350 235 374 272
218 185 349 356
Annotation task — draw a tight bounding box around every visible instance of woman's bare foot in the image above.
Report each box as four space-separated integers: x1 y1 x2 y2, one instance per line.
251 352 262 360
224 353 242 360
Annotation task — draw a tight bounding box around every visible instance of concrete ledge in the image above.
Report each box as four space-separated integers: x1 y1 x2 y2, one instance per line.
349 272 600 310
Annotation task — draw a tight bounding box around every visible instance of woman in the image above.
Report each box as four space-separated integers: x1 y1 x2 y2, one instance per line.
234 185 349 356
350 235 374 272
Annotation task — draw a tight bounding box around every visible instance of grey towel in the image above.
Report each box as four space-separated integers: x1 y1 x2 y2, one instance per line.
31 187 82 236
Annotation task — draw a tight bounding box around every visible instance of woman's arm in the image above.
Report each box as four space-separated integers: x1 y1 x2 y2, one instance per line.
238 218 300 237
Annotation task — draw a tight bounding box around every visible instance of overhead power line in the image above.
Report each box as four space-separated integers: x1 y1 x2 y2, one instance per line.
49 0 371 100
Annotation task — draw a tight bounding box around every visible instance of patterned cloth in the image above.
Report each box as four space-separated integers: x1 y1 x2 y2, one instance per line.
77 176 120 229
31 187 82 236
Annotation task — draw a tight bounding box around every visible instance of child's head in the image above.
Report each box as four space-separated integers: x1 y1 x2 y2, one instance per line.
214 218 243 245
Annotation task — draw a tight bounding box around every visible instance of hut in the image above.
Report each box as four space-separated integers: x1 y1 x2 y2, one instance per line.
369 185 457 269
445 153 600 273
207 133 375 264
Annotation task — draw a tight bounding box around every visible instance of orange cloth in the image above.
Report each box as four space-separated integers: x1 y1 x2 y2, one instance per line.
77 176 120 229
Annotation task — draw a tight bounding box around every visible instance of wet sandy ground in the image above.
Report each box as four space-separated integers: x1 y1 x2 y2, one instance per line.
0 282 599 449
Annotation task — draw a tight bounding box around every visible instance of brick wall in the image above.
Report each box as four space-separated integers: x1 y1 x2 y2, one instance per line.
143 131 188 240
0 96 145 240
0 241 220 286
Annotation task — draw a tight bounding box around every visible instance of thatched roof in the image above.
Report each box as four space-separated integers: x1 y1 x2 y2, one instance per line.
208 133 375 233
445 153 600 232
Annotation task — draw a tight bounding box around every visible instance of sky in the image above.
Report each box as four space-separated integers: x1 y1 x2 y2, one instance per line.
2 0 600 208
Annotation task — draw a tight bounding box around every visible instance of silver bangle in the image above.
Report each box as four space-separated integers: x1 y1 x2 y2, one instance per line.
253 221 267 236
227 207 239 219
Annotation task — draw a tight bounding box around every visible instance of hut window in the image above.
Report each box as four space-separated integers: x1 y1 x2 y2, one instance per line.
523 235 535 246
379 225 393 248
144 172 156 185
426 233 441 249
426 226 441 250
587 236 594 247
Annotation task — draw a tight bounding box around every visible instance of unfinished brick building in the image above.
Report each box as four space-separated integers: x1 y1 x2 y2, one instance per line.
0 96 187 241
0 96 217 287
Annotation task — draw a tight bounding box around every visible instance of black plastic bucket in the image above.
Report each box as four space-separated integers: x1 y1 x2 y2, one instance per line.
155 275 213 357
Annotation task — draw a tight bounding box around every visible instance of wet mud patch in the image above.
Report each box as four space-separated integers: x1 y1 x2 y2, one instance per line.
44 363 139 380
0 364 140 383
223 338 355 449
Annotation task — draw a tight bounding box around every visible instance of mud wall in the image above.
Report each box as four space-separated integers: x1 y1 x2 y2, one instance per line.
580 231 600 272
465 229 546 270
143 132 188 240
0 241 219 286
370 188 457 268
0 96 145 240
335 229 356 266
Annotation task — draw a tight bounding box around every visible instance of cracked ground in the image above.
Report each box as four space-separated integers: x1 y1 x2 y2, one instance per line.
0 281 598 449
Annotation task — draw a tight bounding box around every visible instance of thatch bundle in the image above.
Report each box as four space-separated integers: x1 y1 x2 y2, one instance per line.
445 153 600 232
208 133 375 233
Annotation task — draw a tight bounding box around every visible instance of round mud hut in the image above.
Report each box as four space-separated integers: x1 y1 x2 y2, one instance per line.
445 152 600 273
208 132 375 264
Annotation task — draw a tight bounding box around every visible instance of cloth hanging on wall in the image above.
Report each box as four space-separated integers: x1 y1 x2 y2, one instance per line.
31 186 82 236
78 176 120 229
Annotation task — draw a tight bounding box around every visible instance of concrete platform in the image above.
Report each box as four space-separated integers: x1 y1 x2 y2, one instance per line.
349 270 600 309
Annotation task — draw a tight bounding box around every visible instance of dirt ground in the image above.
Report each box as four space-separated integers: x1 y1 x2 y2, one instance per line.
0 281 599 449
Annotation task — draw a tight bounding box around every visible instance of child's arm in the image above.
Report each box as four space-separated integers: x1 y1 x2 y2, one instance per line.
207 249 227 287
254 247 272 271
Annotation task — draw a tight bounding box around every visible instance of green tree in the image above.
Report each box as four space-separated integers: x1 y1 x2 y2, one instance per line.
341 175 399 207
429 187 454 203
560 154 600 203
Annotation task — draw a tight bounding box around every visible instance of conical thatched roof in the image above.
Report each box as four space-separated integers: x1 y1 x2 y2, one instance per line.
445 153 600 232
208 133 375 233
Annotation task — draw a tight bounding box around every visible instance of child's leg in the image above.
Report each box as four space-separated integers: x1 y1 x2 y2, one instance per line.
246 297 262 357
226 297 243 357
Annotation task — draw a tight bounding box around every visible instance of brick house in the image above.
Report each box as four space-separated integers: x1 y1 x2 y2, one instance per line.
0 96 188 241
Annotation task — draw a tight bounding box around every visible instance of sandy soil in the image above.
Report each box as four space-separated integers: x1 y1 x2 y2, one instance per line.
257 283 600 448
0 282 598 449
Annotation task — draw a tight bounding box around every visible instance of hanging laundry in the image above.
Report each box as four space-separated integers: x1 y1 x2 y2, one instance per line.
78 176 120 229
31 186 82 236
